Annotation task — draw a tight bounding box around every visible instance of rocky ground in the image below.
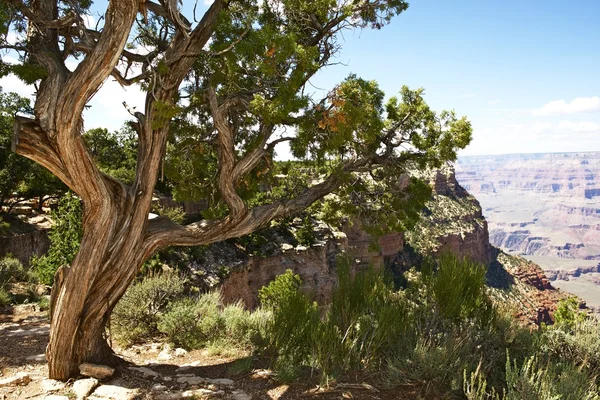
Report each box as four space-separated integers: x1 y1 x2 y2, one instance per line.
0 306 421 400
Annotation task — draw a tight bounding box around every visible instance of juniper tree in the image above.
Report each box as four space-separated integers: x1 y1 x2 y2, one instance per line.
0 0 472 380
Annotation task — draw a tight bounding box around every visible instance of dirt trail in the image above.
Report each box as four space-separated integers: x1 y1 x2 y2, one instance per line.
0 306 420 400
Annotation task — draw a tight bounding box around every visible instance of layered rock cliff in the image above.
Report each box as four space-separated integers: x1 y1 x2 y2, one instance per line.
456 152 600 308
0 215 50 266
209 166 569 325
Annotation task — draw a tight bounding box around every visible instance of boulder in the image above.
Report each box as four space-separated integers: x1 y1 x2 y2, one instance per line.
79 363 115 380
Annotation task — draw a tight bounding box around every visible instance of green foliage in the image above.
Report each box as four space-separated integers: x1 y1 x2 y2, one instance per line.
30 193 82 285
38 295 50 312
83 127 138 184
422 252 493 324
553 297 587 330
259 269 319 379
0 254 27 288
157 291 269 354
152 204 186 224
539 318 600 378
0 255 31 307
157 297 207 349
0 88 67 211
161 0 470 238
0 89 32 210
0 220 9 235
293 216 317 246
0 287 10 307
8 63 48 85
111 274 186 345
257 262 411 382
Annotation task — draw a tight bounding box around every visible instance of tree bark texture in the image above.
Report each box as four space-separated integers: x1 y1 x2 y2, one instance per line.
8 0 405 380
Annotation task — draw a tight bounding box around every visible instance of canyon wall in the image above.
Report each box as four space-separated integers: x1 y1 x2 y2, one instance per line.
0 215 50 267
219 167 492 308
456 152 600 307
217 167 567 325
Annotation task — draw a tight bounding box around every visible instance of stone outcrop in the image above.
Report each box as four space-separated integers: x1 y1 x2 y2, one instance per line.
221 237 344 308
220 166 495 309
0 215 50 266
406 166 491 265
218 165 570 327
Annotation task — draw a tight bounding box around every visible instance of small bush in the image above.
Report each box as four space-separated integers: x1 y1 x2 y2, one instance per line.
387 335 473 397
0 287 11 307
30 193 82 285
259 269 319 379
0 220 10 236
153 205 186 224
553 297 587 330
539 318 600 377
0 255 27 287
38 296 50 311
112 274 186 345
320 259 410 378
157 291 267 353
158 298 206 349
423 252 492 324
157 292 223 349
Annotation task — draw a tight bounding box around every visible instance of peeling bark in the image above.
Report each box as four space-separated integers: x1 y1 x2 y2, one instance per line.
5 0 422 381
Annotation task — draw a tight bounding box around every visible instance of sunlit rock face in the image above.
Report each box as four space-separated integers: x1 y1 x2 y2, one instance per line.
405 166 491 266
220 166 493 308
456 152 600 307
0 215 51 266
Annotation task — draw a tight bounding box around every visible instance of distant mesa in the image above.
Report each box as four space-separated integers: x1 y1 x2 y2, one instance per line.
456 151 600 307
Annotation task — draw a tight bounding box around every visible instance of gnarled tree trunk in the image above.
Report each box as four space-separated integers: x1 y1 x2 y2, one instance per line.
46 202 150 379
8 0 402 381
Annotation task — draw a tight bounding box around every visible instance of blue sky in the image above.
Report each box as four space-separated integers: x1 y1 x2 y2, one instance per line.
1 0 599 156
308 0 600 155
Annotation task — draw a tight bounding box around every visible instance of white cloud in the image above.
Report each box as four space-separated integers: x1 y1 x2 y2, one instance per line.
84 78 146 132
556 120 600 133
0 76 35 99
83 14 97 29
532 96 600 116
532 122 553 134
488 99 501 105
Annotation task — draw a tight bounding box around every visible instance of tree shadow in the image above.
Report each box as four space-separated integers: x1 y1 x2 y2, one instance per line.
117 357 416 399
0 311 49 369
486 247 515 290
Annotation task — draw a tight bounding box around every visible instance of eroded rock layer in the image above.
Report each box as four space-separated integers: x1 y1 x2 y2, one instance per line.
456 152 600 307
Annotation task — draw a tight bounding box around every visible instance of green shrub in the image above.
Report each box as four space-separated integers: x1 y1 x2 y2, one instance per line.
464 363 502 400
539 318 600 377
157 297 206 349
463 352 600 400
153 204 186 224
112 274 186 345
553 297 587 330
257 263 411 383
38 295 50 311
423 252 492 324
157 291 223 349
158 291 269 353
259 269 319 380
30 193 82 285
222 301 261 349
294 216 317 246
321 259 410 376
0 287 11 306
387 334 474 397
0 220 10 236
0 255 27 287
